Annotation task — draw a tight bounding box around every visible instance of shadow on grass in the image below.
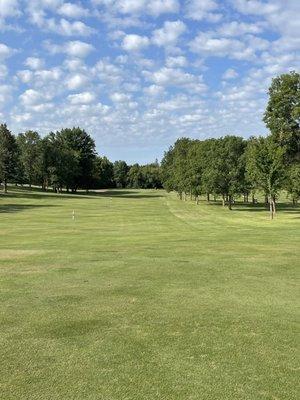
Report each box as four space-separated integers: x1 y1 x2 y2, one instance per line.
200 200 300 215
232 202 300 214
100 190 163 199
1 187 163 200
0 204 57 213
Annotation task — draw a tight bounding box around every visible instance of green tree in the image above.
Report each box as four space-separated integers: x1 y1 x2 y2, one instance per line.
286 163 300 204
128 164 143 188
113 160 128 188
213 136 246 209
246 136 286 219
93 156 114 188
0 124 18 193
17 131 41 188
56 127 96 192
141 163 162 189
263 71 300 162
161 145 175 192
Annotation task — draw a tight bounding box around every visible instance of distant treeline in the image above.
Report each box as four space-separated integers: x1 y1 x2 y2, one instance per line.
0 72 299 218
0 126 162 193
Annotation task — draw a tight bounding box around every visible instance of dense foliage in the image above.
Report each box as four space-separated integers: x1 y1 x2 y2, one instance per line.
0 126 162 192
161 72 299 218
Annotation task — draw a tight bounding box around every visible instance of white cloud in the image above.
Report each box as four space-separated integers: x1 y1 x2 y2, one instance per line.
24 57 45 70
0 84 13 106
0 64 8 79
45 40 95 57
11 112 32 123
17 70 33 83
110 92 131 102
185 0 222 22
152 20 186 48
189 32 265 60
217 21 263 37
0 43 14 59
93 59 124 85
55 18 95 36
147 0 179 16
122 34 150 51
35 68 62 82
93 0 179 16
58 2 89 18
0 0 20 20
166 55 187 68
232 0 279 15
20 89 52 106
26 1 94 36
66 73 89 90
145 67 207 93
68 91 96 104
144 84 165 96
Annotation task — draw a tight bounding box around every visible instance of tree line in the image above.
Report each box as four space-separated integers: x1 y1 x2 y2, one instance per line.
0 126 162 194
0 72 299 218
161 72 300 218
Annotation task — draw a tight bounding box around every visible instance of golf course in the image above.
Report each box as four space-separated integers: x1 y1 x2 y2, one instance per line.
0 187 299 399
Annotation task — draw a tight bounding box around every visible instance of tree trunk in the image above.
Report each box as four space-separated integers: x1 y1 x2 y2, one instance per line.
4 179 7 193
213 195 216 202
228 195 232 210
252 194 255 204
269 199 274 220
196 195 199 205
222 195 225 207
272 197 276 215
207 193 210 202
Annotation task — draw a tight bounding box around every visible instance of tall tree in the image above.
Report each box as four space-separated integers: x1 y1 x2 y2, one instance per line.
141 163 162 189
213 136 246 209
56 127 96 192
93 156 114 188
161 145 175 192
128 164 143 188
0 124 18 193
113 160 128 188
263 71 300 162
246 136 286 219
17 130 41 188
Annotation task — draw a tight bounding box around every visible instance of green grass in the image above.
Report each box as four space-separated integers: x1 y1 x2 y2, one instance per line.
0 187 299 400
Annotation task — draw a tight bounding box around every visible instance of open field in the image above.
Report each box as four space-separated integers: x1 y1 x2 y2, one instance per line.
0 188 299 400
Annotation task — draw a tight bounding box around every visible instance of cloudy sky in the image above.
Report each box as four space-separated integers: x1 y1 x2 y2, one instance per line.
1 0 299 163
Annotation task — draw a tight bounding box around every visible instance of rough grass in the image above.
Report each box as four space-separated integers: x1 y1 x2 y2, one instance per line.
0 187 299 400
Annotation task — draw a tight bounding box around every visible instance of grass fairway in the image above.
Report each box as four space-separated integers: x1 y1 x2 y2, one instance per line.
0 188 299 400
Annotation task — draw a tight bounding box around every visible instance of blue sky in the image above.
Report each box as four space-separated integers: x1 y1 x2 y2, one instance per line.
0 0 299 163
